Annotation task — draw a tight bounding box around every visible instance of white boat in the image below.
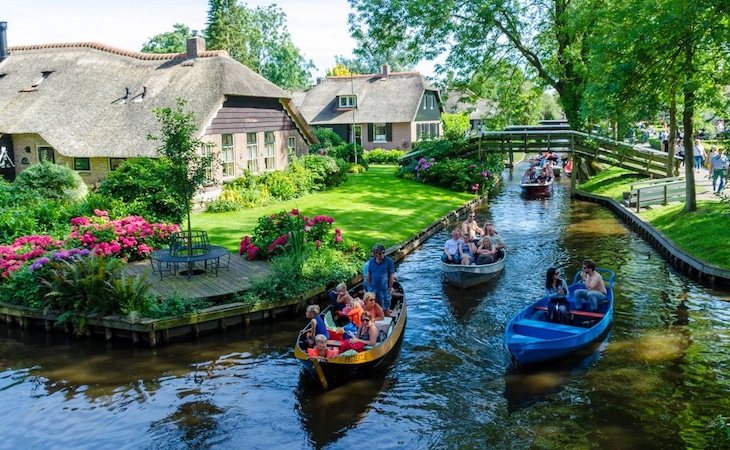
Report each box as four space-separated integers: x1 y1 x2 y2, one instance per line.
441 252 506 288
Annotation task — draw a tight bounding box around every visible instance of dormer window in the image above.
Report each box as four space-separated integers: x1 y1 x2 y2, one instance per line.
338 95 357 108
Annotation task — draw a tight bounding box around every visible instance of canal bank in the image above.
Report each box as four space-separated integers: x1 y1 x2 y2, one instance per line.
0 196 487 346
574 190 730 287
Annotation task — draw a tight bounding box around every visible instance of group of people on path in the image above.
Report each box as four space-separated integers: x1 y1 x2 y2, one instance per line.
442 211 505 266
693 138 728 194
305 243 397 359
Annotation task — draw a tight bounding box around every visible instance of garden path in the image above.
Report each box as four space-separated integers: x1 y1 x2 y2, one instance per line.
123 254 271 299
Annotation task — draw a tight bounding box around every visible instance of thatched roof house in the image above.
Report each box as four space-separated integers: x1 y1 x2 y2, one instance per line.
296 65 443 151
0 30 315 185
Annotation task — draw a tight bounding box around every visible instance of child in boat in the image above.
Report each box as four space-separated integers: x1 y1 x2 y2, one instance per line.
307 334 339 360
332 282 355 321
305 305 328 347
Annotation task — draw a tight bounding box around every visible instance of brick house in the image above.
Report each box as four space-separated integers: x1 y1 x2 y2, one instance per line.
294 65 443 151
0 24 316 186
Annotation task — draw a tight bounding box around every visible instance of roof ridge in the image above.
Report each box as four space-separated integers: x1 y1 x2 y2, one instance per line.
7 42 228 61
327 71 424 80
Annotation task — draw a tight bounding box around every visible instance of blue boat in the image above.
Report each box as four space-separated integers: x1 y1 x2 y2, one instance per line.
505 268 615 367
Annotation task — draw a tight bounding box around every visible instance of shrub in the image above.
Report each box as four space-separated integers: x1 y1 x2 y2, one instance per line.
413 157 497 194
286 159 314 193
310 127 345 151
14 161 88 202
299 155 342 190
330 143 367 168
364 149 406 165
98 158 185 224
261 170 297 200
348 164 367 173
441 112 471 141
109 273 153 316
206 189 244 213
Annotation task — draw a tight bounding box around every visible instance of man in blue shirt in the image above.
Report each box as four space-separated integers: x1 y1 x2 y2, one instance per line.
367 244 395 317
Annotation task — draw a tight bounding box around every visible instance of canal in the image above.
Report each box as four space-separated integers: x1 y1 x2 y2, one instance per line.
1 165 729 449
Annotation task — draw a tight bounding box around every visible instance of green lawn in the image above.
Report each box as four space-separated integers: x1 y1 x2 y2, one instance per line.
640 201 730 269
192 165 475 251
578 167 648 201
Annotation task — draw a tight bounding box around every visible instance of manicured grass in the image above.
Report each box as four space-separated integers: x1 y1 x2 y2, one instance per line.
578 167 648 201
640 201 730 269
192 165 475 251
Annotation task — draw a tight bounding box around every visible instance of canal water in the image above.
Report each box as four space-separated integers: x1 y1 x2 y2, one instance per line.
1 166 729 450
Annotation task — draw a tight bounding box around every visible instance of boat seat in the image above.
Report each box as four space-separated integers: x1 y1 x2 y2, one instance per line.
517 319 583 334
374 317 392 333
534 305 605 319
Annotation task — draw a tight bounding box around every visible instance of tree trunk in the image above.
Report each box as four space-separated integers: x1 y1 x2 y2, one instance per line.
683 81 697 212
667 88 677 177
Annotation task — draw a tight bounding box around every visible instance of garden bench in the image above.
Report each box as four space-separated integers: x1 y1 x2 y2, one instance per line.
622 178 685 212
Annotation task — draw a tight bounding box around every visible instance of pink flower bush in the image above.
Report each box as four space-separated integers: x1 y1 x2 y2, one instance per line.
239 236 259 261
0 235 65 278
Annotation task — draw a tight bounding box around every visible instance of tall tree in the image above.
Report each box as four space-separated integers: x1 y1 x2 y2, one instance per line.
334 34 416 74
205 0 314 89
141 24 191 54
348 0 600 129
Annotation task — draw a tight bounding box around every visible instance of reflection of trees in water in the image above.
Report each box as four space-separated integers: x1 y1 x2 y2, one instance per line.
150 400 224 448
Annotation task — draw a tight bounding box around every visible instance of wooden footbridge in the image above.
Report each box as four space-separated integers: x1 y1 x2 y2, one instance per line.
461 121 679 183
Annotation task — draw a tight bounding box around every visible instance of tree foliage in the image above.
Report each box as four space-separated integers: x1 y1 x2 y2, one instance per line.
348 0 598 128
141 23 190 54
441 113 470 141
205 0 314 89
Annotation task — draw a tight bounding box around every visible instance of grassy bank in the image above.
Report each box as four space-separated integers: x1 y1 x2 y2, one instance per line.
578 167 730 269
193 165 475 251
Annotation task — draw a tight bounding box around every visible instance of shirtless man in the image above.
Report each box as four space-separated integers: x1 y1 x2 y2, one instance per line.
574 259 607 311
461 211 483 242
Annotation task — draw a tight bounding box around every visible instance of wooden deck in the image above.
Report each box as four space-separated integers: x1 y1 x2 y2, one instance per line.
123 253 272 299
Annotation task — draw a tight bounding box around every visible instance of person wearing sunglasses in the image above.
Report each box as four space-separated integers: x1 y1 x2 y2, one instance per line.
544 267 568 299
339 311 379 353
368 243 396 317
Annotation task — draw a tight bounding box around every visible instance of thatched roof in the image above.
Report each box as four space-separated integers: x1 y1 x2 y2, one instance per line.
442 90 496 120
0 42 314 157
297 71 441 125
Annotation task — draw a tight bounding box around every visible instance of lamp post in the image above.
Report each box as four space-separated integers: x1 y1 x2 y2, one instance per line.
351 71 357 165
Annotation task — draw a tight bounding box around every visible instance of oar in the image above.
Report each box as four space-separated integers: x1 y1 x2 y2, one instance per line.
311 358 329 390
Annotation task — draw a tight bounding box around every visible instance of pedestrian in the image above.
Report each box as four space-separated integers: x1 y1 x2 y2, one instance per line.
660 129 669 152
693 138 707 173
709 147 728 194
367 244 396 317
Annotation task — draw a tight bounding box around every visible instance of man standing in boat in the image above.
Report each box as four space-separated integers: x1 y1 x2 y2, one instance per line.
368 244 396 318
461 210 483 242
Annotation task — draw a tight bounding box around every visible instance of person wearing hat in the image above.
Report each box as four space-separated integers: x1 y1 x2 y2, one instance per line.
367 243 396 317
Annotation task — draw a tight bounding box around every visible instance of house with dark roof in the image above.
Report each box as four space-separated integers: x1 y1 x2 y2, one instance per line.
442 90 496 135
295 65 443 151
0 23 316 186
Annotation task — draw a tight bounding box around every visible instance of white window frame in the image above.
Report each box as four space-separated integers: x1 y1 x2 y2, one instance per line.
264 132 276 170
247 132 259 173
287 136 297 156
221 134 235 177
373 123 387 143
338 95 357 108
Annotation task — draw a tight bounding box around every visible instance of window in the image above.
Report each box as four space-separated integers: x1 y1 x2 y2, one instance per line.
38 146 55 164
109 158 126 171
287 136 297 157
338 95 356 108
430 122 439 137
264 132 276 170
202 144 213 183
73 157 90 171
221 134 235 177
428 95 436 109
247 132 259 173
373 123 387 142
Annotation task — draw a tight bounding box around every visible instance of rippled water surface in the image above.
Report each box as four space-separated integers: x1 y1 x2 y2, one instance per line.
1 166 729 449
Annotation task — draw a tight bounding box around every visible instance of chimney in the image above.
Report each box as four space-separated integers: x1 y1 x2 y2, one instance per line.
381 64 390 78
186 31 205 59
0 22 8 63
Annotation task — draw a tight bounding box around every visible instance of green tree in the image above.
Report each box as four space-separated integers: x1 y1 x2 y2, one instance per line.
348 0 598 129
334 36 416 74
205 1 314 89
441 113 470 141
148 99 214 234
326 63 353 77
141 23 191 53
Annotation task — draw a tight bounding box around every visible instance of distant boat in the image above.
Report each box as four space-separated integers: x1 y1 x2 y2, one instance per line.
520 177 553 195
293 284 406 389
504 268 615 367
441 252 506 288
563 160 573 175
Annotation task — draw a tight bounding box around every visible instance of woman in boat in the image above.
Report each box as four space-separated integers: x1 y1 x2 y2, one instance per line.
474 235 496 265
544 267 569 299
307 334 339 360
362 292 385 322
339 311 379 353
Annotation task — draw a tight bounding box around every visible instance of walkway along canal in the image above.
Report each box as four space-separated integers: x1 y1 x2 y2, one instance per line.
1 162 729 449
